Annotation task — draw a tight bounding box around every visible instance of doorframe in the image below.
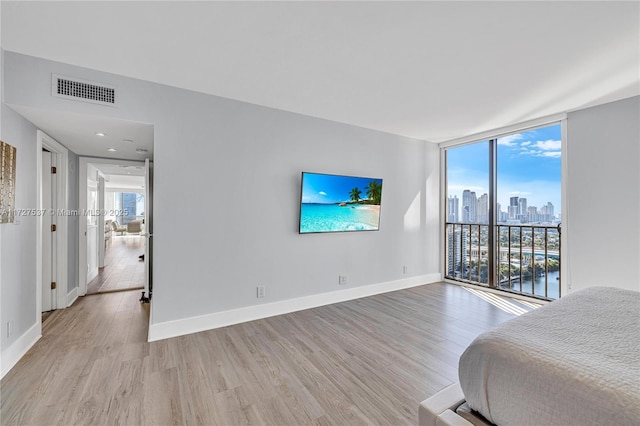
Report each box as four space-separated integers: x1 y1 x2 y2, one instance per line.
36 130 69 319
78 157 146 296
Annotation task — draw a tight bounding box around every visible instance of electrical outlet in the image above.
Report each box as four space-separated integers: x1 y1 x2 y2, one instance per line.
339 275 347 285
403 265 408 274
257 286 265 298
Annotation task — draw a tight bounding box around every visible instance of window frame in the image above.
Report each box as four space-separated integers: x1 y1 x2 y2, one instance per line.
439 114 567 299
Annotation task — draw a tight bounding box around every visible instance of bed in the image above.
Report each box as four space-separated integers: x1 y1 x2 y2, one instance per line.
419 287 640 426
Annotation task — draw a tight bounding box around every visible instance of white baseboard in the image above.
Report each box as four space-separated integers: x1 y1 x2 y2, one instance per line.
148 273 441 342
67 286 78 307
1 322 41 379
87 268 98 283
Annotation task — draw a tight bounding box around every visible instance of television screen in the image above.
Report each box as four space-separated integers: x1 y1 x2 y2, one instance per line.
299 172 383 234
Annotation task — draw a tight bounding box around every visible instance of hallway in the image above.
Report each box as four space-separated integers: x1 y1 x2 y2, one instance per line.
87 235 145 294
1 290 149 425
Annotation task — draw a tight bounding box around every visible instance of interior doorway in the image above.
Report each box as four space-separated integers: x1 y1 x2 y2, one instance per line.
88 187 146 294
79 158 152 297
87 235 145 294
37 131 69 317
41 148 57 310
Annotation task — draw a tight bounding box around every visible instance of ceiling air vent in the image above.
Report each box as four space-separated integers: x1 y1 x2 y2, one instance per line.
52 74 117 106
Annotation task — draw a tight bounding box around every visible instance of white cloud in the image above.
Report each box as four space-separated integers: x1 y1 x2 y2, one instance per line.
535 139 561 150
319 191 327 196
497 134 523 146
541 151 561 158
516 139 562 158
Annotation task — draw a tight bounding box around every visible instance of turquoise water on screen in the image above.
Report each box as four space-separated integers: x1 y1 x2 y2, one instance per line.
300 204 380 233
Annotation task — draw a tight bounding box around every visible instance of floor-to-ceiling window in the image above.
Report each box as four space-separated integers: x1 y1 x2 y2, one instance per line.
445 141 490 285
113 192 145 225
445 123 562 300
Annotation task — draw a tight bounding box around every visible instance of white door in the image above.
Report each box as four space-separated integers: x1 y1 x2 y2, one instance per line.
41 150 57 311
86 183 99 283
143 158 153 301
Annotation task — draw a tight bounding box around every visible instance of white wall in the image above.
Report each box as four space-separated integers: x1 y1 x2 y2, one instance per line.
152 100 439 324
0 104 40 375
3 51 441 341
566 96 640 292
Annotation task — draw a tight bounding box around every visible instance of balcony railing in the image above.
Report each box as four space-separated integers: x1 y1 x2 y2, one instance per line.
446 222 560 300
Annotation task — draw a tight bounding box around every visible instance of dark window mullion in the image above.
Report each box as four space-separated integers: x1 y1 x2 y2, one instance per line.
488 139 497 288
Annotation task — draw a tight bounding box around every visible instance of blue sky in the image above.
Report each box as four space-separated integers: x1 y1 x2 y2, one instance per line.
301 173 382 204
447 124 561 212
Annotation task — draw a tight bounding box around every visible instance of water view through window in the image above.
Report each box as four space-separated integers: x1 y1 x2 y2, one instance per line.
446 124 562 299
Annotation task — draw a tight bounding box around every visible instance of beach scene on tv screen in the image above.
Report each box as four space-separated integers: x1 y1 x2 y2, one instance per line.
300 173 382 233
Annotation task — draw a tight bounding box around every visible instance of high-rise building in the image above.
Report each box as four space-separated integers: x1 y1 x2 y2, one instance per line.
446 225 470 278
477 193 489 224
114 192 140 224
462 190 477 223
448 196 459 223
509 196 519 220
518 198 527 221
496 202 507 223
527 206 538 223
540 202 555 222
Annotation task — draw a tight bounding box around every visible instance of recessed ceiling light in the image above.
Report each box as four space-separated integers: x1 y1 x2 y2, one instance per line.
122 139 134 143
96 132 107 137
107 148 117 152
136 148 148 154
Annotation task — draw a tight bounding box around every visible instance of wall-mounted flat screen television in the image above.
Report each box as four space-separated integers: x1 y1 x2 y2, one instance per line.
299 172 383 234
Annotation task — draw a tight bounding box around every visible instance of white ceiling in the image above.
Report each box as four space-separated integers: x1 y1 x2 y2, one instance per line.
94 163 146 177
90 161 146 188
2 1 639 145
11 106 154 160
103 173 145 191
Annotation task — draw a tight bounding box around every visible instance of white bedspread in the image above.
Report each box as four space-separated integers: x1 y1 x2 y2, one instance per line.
458 287 640 426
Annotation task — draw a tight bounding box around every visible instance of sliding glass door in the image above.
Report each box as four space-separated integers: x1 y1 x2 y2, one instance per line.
445 124 562 300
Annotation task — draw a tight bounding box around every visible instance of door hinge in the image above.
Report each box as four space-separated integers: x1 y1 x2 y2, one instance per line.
51 224 57 232
51 282 57 290
51 166 57 174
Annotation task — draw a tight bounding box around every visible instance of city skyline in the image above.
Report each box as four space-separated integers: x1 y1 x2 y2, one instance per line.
448 192 556 224
447 124 562 212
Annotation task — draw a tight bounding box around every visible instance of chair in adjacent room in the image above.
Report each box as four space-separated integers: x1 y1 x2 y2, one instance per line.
111 220 127 236
126 220 142 234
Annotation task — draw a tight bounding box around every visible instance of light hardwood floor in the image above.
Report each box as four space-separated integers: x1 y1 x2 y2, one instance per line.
87 235 145 294
1 283 532 425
